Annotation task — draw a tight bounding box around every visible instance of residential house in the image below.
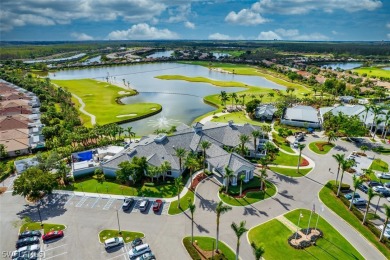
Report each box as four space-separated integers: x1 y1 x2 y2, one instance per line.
255 104 277 121
339 96 355 103
281 105 321 128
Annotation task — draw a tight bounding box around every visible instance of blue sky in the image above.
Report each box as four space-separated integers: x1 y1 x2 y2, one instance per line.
1 0 389 41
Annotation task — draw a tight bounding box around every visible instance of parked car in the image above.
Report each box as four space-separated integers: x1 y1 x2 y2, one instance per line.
376 189 390 197
19 230 42 239
42 230 64 241
344 193 360 200
349 137 362 144
139 199 149 212
11 245 40 259
383 229 390 239
295 133 304 141
16 236 40 249
368 181 383 188
384 182 390 189
104 237 124 250
128 244 151 259
122 197 135 211
379 224 390 231
136 252 156 260
376 173 390 180
358 184 369 193
293 141 299 148
131 238 143 248
352 198 367 206
373 186 387 193
12 251 38 260
153 200 163 212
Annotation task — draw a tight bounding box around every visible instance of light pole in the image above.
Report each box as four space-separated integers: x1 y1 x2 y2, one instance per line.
36 200 43 228
116 209 122 236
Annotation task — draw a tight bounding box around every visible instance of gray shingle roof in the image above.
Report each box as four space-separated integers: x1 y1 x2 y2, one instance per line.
284 105 319 123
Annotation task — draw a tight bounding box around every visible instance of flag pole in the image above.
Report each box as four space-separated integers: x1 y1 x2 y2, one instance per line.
295 210 302 240
306 204 315 237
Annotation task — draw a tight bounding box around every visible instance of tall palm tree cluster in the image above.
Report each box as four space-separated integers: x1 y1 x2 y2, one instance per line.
363 104 390 141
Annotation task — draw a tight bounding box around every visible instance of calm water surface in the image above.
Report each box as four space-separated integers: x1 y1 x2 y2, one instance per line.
321 62 362 70
50 63 285 134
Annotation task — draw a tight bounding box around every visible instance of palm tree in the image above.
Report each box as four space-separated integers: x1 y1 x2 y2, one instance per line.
362 187 376 225
185 154 200 188
239 174 246 196
332 153 345 185
326 131 338 144
117 127 124 140
160 161 171 182
230 92 237 108
188 199 196 243
296 144 306 173
239 134 250 156
259 168 268 191
381 110 390 139
215 201 232 252
231 221 248 260
261 125 271 140
380 204 390 241
370 105 383 134
337 159 355 197
251 94 256 101
224 167 234 193
240 94 246 106
252 130 261 154
267 92 274 100
125 126 136 143
251 242 265 260
219 91 229 107
175 176 184 209
200 140 211 173
174 147 187 173
363 104 371 126
373 118 383 140
258 94 264 102
349 175 363 210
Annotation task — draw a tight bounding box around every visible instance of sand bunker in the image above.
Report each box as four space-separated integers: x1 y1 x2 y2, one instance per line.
118 91 131 95
116 114 137 118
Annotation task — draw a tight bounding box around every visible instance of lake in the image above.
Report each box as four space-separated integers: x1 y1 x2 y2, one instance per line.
147 51 174 58
383 67 390 71
321 62 362 70
50 62 285 134
24 53 86 64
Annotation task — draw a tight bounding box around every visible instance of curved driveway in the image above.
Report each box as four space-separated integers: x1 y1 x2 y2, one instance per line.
0 137 387 259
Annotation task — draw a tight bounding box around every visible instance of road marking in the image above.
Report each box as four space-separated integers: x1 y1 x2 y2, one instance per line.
43 244 67 252
42 251 67 259
103 198 115 210
91 197 101 208
65 194 74 205
106 252 127 260
132 200 141 213
161 202 170 215
76 196 88 207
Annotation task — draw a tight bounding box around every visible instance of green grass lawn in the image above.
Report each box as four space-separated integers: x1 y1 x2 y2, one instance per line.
248 209 364 260
319 182 390 258
272 132 294 153
308 141 335 155
62 176 181 198
21 222 65 234
353 67 390 78
98 229 144 243
183 236 236 260
53 79 161 126
219 180 276 206
211 111 269 127
272 152 304 167
269 167 312 177
370 159 389 172
168 190 195 215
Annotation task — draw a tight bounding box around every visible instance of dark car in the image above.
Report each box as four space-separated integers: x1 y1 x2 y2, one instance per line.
42 230 64 241
131 238 143 248
122 197 135 211
16 237 40 249
378 189 390 198
368 181 383 188
152 199 163 212
19 230 42 239
358 184 369 193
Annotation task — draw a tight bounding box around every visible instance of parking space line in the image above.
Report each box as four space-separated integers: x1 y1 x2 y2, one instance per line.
162 202 170 215
43 244 67 252
43 252 67 260
103 198 115 210
65 194 74 205
76 196 88 207
106 253 128 260
91 197 101 208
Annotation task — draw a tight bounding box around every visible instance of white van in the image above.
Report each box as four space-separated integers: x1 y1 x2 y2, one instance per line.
104 237 124 249
128 244 150 259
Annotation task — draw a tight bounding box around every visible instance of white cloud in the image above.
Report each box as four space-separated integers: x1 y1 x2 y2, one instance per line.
0 0 168 31
184 21 195 29
331 30 338 35
275 28 299 37
225 9 268 25
167 4 195 23
387 23 390 29
107 23 179 40
208 33 244 40
257 31 281 40
71 32 94 41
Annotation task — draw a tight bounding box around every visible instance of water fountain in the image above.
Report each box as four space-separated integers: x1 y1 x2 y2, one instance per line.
147 113 181 129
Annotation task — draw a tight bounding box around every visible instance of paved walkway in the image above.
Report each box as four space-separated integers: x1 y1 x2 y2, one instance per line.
199 112 229 124
71 93 96 125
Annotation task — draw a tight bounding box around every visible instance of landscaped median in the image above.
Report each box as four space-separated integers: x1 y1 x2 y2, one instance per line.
168 190 195 215
308 141 335 155
183 236 235 260
98 229 144 244
272 132 294 153
248 209 364 259
319 181 390 258
21 222 66 234
218 177 276 206
272 152 309 167
269 167 312 177
53 79 161 126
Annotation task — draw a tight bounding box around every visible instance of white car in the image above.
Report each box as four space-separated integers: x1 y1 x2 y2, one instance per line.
373 186 387 193
129 244 150 259
104 237 124 249
11 244 40 258
376 173 390 180
379 224 390 231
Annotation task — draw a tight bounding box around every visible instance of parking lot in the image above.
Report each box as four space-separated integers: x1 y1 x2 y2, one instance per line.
41 192 171 215
100 237 153 260
40 236 68 260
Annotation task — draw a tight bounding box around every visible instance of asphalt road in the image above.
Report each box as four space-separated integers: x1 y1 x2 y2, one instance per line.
0 136 388 260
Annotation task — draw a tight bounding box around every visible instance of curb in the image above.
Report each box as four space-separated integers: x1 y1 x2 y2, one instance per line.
97 229 145 244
